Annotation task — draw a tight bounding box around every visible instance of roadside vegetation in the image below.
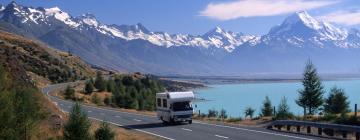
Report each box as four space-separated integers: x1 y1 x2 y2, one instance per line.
194 60 360 126
60 72 165 112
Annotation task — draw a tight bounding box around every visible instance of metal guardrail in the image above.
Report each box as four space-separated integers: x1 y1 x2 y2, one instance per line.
269 120 360 132
268 120 360 139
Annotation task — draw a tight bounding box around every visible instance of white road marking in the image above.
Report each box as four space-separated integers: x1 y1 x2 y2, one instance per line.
195 121 313 140
88 110 92 113
115 115 120 118
181 128 192 132
88 117 174 140
100 113 105 115
215 134 229 139
133 119 142 122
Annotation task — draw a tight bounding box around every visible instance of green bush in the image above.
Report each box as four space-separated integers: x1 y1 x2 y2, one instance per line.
95 121 115 140
64 86 75 100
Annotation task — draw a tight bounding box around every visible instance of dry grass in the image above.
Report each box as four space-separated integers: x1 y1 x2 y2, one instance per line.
89 120 159 140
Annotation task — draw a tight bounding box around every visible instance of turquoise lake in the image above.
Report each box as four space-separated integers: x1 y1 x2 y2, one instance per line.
194 79 360 117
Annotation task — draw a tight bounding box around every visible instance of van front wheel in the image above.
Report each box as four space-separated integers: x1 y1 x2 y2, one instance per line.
188 120 192 124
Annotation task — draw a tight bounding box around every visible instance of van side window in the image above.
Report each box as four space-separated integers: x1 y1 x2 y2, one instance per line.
162 99 167 108
157 98 161 107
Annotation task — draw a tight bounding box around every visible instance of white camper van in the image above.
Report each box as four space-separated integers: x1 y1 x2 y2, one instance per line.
156 91 194 124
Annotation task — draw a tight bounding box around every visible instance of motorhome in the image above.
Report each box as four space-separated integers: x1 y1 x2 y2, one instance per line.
156 91 194 124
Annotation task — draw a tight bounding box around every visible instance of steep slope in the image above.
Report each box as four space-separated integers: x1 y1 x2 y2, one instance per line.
0 29 95 85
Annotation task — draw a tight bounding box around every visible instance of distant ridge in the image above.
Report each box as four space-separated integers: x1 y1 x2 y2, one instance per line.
1 2 360 75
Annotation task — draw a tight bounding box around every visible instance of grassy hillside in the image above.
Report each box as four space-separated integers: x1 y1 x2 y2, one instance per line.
0 29 95 86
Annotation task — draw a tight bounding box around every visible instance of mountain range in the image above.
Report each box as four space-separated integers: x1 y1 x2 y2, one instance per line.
1 1 360 76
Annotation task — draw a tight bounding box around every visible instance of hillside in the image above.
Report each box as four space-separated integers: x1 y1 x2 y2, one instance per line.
0 29 95 86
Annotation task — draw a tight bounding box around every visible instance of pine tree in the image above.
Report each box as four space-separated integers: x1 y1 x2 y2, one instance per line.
324 87 350 114
84 80 94 95
94 72 106 92
296 60 324 116
244 107 255 119
261 96 273 117
106 79 115 93
276 97 293 120
219 109 228 119
13 88 44 140
63 102 91 140
64 86 75 100
95 121 115 140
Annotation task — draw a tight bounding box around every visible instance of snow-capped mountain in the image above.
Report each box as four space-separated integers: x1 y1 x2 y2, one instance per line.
0 2 255 52
1 2 360 75
260 11 356 48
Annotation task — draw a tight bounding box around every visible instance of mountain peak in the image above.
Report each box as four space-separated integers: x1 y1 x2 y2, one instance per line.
283 11 321 29
9 1 18 7
78 13 99 26
5 1 21 12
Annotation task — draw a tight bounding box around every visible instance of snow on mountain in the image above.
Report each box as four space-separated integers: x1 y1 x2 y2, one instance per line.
262 11 354 48
0 2 257 52
44 7 80 27
2 2 360 51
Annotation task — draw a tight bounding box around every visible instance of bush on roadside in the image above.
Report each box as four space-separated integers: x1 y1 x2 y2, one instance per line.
207 108 218 118
64 86 75 100
226 117 243 123
95 121 115 140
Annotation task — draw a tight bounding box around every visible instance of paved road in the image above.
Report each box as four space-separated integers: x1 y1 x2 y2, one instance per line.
42 82 332 140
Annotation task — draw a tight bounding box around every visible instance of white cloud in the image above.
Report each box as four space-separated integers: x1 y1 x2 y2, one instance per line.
199 0 338 21
318 10 360 26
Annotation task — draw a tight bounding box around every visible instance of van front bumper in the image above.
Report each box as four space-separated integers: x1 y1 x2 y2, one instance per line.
173 114 192 121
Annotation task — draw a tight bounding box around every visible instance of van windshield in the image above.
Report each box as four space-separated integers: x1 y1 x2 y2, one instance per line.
172 101 192 111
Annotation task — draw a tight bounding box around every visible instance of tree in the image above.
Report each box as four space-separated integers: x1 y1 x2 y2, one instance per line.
63 102 91 140
64 86 75 100
244 107 255 119
106 79 115 93
324 87 350 114
0 87 44 140
276 97 293 120
261 96 273 117
95 121 115 140
219 109 228 119
208 109 218 118
94 72 106 92
84 80 94 95
296 60 324 116
92 94 101 105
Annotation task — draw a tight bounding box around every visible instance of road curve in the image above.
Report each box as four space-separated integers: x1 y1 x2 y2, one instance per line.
42 82 332 140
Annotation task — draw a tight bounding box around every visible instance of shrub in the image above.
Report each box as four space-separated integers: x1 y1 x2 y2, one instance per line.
244 107 255 119
95 121 115 140
64 86 75 100
219 109 228 119
275 97 294 120
84 80 94 95
208 108 218 118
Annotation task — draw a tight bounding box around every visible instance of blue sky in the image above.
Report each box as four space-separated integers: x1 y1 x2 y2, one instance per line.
1 0 360 35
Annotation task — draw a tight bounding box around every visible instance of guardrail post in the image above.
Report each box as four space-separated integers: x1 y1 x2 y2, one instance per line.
355 104 358 117
356 132 360 140
307 126 311 134
277 125 282 130
342 131 347 139
287 125 291 131
318 128 322 136
297 126 300 132
273 106 276 116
